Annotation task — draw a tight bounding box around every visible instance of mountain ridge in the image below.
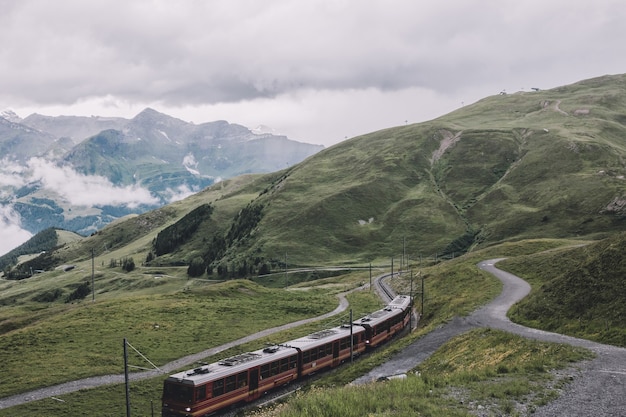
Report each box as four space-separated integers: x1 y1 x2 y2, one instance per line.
0 107 324 247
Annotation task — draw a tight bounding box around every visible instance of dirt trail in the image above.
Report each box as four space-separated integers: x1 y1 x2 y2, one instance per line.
354 259 626 416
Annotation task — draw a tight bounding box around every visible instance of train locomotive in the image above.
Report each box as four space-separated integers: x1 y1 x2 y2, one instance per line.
161 295 412 417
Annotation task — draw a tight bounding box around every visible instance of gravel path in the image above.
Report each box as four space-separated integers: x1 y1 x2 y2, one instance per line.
353 259 626 416
0 289 354 410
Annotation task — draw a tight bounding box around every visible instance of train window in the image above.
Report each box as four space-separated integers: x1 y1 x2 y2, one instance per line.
260 364 270 379
340 337 348 350
303 351 310 363
280 358 289 373
290 356 297 369
212 379 224 397
195 385 206 401
353 335 359 345
237 371 248 388
326 343 333 356
163 383 193 404
225 375 236 393
310 349 318 361
270 360 279 376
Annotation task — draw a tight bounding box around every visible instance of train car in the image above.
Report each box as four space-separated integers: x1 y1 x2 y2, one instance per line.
162 345 298 417
285 324 367 377
355 295 412 348
161 295 412 416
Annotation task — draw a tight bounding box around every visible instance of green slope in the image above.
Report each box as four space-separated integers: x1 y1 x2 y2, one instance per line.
501 231 626 346
7 74 626 275
212 74 626 266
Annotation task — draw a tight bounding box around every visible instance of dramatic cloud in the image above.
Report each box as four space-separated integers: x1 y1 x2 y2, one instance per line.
1 0 626 146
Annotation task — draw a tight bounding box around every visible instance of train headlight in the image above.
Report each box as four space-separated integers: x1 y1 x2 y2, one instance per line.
185 407 191 412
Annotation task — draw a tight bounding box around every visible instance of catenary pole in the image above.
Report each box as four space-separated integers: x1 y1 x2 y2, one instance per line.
91 249 95 302
124 338 131 417
349 309 354 363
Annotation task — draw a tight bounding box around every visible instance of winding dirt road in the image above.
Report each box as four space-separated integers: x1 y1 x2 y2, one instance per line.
354 259 626 416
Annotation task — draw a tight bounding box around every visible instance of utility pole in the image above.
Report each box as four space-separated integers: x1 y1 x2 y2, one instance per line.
409 269 413 332
124 338 131 417
369 263 372 291
349 309 354 363
421 272 425 317
91 249 95 302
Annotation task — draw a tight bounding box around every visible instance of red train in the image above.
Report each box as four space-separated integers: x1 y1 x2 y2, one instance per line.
161 295 412 417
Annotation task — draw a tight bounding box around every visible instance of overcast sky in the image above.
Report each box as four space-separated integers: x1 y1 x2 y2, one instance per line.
2 0 625 147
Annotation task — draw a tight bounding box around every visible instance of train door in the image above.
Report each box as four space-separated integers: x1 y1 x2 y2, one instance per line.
249 368 259 399
332 341 340 366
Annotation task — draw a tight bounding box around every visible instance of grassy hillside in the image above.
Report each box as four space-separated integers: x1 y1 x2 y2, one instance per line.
500 232 626 346
8 75 626 277
188 74 626 267
0 228 83 274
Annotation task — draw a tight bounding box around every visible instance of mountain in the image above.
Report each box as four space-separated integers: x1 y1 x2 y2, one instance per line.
17 73 626 277
21 113 127 144
0 108 323 240
0 117 57 161
63 108 320 190
0 227 83 274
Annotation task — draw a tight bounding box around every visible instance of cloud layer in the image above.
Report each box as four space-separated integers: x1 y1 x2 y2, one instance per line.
2 1 626 146
0 158 159 208
0 158 160 255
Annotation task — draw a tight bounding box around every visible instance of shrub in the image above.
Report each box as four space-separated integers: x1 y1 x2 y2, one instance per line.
65 282 91 303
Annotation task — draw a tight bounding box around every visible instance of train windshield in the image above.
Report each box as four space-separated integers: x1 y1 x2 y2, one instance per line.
163 382 193 404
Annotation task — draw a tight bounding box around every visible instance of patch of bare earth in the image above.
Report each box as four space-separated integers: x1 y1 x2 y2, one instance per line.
431 130 462 166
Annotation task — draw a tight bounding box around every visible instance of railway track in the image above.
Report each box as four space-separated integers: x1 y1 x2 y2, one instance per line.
217 271 404 417
373 272 397 303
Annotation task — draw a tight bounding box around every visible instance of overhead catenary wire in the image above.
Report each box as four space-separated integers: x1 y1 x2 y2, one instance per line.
126 340 162 373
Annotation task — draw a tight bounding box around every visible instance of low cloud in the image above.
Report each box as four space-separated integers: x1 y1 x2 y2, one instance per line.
0 205 32 256
10 158 160 208
0 157 161 254
162 184 199 204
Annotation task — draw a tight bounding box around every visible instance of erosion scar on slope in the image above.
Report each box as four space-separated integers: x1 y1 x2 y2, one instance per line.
431 130 462 166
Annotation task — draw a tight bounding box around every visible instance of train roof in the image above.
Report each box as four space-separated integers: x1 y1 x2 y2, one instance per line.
354 295 411 327
165 344 297 386
284 323 365 351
